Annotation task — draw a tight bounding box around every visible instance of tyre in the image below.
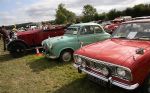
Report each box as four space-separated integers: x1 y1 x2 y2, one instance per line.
10 42 27 57
59 50 73 62
141 75 150 93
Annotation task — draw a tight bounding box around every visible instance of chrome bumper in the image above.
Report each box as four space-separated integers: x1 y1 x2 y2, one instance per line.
42 51 57 59
74 64 139 90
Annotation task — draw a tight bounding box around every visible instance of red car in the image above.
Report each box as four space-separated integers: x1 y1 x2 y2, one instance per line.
104 16 132 34
104 20 121 34
74 19 150 92
7 26 65 57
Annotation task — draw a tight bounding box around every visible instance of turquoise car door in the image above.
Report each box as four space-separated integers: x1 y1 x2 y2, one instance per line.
93 25 109 42
77 25 95 46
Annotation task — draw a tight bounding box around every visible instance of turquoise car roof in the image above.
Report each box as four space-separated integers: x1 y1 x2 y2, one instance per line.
70 23 100 27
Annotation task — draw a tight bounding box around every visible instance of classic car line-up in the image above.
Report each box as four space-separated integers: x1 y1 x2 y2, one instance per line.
6 19 150 93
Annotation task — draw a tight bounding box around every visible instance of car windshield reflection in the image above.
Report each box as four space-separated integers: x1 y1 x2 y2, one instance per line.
112 22 150 40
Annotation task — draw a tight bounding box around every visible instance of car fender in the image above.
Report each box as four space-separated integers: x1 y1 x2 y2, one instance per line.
51 40 79 58
130 51 150 85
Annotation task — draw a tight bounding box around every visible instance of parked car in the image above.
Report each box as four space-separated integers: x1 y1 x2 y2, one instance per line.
42 23 110 62
7 26 65 57
104 16 132 34
104 20 121 34
73 19 150 92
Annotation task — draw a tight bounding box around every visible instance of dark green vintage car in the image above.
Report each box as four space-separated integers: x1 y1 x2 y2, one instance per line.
42 23 110 62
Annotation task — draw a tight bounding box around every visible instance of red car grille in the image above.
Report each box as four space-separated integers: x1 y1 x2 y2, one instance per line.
81 58 115 76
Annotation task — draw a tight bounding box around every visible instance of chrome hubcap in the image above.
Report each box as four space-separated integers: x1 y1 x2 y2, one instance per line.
62 52 71 62
148 87 150 92
16 49 24 53
16 49 20 52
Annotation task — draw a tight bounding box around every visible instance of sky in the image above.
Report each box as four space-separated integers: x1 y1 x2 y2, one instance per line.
0 0 150 26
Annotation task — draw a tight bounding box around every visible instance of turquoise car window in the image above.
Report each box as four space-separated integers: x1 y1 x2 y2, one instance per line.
80 26 94 35
65 26 79 35
94 25 103 33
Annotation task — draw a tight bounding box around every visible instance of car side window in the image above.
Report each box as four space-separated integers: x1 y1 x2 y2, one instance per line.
80 26 94 35
94 25 103 33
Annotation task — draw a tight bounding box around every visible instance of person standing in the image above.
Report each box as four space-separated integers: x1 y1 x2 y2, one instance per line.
12 25 18 32
0 26 9 51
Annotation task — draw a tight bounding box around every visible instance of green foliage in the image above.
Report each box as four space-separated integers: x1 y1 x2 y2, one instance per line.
81 4 150 22
82 4 98 22
107 4 150 20
98 13 108 20
55 4 76 24
107 9 123 20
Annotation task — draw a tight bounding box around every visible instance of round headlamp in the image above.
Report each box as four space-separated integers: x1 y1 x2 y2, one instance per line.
75 56 82 65
81 61 86 68
116 68 126 77
101 67 109 76
77 57 82 63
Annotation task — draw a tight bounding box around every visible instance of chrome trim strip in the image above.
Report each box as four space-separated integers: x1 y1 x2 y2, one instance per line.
74 54 131 72
74 54 133 81
74 64 108 82
74 64 139 90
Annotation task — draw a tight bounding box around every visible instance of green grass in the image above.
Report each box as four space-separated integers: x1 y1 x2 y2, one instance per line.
0 40 127 93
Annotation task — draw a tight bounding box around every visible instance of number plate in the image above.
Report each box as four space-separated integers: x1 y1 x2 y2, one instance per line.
88 75 107 87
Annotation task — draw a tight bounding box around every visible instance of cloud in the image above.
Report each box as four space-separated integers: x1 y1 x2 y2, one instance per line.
0 0 150 26
67 0 132 8
16 1 22 5
0 12 16 25
26 4 55 17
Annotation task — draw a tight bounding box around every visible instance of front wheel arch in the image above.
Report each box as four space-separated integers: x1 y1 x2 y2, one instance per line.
59 48 74 62
7 40 29 51
8 42 28 57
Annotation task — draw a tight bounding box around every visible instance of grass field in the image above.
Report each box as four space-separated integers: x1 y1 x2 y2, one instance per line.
0 40 131 93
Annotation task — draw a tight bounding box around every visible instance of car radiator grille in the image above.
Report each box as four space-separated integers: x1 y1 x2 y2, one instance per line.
43 44 50 54
81 57 115 75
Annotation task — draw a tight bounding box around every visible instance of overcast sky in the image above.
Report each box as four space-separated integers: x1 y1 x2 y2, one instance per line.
0 0 150 26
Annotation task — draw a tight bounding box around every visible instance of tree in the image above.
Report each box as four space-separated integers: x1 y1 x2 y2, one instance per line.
107 9 123 20
55 4 76 24
82 4 98 22
122 8 133 17
99 13 108 20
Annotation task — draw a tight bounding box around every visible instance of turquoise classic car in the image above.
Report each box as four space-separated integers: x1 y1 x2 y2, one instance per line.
42 23 110 62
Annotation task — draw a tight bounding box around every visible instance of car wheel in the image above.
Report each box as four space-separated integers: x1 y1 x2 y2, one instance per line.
142 75 150 93
10 42 27 57
59 50 73 62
